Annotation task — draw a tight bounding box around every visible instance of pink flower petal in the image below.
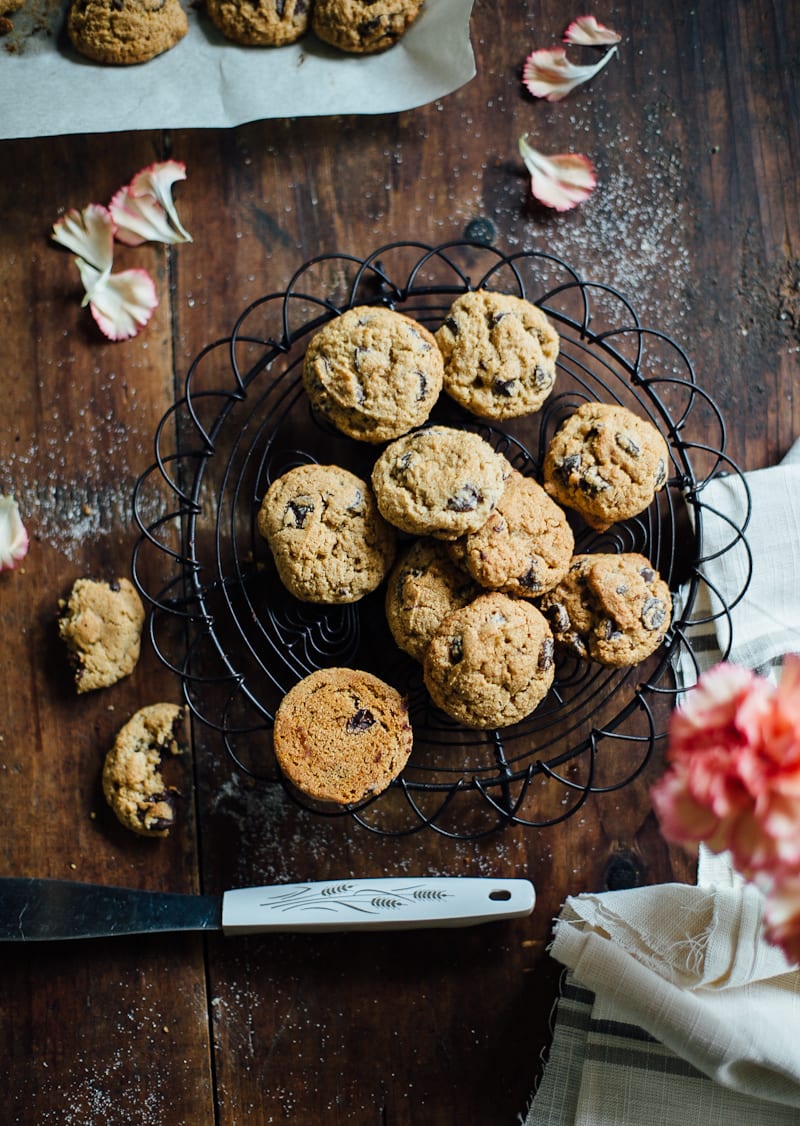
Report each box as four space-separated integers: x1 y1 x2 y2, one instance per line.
0 495 29 571
109 160 192 247
763 873 800 965
518 134 597 211
51 204 115 273
76 261 159 341
668 662 772 750
563 16 622 46
522 45 617 102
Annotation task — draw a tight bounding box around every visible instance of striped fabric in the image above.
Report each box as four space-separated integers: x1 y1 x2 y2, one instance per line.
525 974 800 1125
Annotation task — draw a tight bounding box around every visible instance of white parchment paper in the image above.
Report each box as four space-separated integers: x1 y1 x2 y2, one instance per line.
0 0 475 139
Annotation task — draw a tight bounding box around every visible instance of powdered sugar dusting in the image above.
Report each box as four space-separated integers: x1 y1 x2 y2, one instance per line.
421 109 692 336
209 771 515 887
1 391 152 564
26 975 206 1125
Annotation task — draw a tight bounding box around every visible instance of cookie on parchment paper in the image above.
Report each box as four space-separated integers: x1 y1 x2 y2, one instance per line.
206 0 310 45
67 0 189 65
312 0 424 54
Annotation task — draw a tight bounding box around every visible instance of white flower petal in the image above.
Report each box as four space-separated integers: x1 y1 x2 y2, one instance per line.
564 16 622 46
522 45 618 102
0 495 29 571
518 135 597 212
86 267 159 341
110 160 192 246
51 204 115 273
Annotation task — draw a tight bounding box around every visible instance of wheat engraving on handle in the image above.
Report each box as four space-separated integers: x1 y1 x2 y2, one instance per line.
258 883 455 916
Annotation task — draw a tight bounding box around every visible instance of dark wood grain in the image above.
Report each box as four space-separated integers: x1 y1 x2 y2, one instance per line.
1 2 798 1122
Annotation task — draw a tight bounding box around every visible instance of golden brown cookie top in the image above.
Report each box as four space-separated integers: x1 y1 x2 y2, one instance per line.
436 290 559 420
206 0 310 46
458 471 574 598
67 0 189 65
542 402 670 531
257 462 396 603
102 703 185 837
58 576 145 693
302 305 443 444
540 551 672 667
312 0 424 54
371 425 512 540
273 667 413 805
423 592 555 729
385 537 481 662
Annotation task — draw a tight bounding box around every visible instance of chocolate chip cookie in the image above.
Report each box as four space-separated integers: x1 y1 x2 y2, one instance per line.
385 537 481 662
273 667 413 805
457 470 574 598
542 402 670 532
302 305 443 444
206 0 310 45
102 703 185 837
257 463 396 603
435 290 559 420
540 552 672 666
371 425 512 540
58 577 145 694
312 0 424 54
423 592 555 729
67 0 188 64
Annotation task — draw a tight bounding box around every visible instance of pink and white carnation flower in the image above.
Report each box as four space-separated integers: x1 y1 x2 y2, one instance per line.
652 655 800 963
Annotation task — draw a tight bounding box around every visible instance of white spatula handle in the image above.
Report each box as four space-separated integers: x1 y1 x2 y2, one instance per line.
221 877 534 934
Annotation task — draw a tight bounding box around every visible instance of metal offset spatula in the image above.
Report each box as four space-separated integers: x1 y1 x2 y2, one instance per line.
0 876 535 941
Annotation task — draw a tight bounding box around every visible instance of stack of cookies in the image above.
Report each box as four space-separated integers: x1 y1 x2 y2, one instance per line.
260 291 674 801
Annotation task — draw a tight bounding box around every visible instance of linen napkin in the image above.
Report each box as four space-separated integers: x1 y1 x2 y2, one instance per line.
524 440 800 1125
678 435 800 676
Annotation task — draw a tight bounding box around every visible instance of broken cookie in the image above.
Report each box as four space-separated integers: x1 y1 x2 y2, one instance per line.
102 703 185 837
58 577 145 693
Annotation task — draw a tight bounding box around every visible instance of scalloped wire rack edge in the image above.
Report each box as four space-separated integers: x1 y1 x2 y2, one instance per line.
131 240 752 839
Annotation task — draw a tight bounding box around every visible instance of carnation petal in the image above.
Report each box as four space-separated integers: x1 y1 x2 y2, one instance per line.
669 661 772 748
775 654 800 727
110 160 192 246
51 204 115 273
564 16 622 46
522 45 617 102
0 495 29 571
84 267 159 341
518 135 596 211
763 874 800 965
651 768 718 845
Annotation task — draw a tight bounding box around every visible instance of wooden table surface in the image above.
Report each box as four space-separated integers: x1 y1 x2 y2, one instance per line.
2 2 798 1122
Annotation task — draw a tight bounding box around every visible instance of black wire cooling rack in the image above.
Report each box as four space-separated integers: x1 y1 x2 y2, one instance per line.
132 240 752 839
